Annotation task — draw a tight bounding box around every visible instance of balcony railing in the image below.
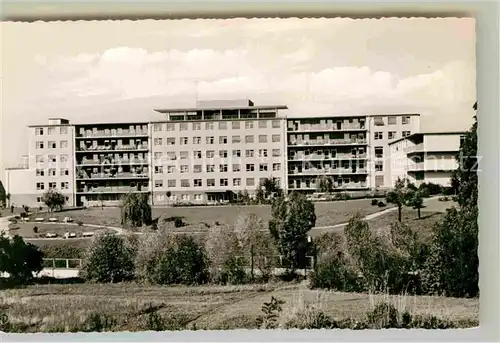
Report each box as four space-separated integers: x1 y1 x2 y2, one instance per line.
407 162 424 171
76 172 149 180
77 186 150 193
287 124 366 132
76 145 148 152
289 168 368 175
404 143 424 154
288 153 368 161
289 182 368 190
76 130 149 139
77 158 149 166
288 139 367 146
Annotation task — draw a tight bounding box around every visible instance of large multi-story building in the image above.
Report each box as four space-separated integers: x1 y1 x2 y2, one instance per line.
4 98 461 208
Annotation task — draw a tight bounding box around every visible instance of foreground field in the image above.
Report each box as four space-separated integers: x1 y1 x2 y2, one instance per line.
0 282 478 332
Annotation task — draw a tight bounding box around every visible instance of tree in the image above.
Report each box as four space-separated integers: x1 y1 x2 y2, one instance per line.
316 175 334 193
386 178 413 222
80 234 135 283
269 192 316 272
96 193 105 210
0 235 44 284
257 177 283 204
42 189 66 212
408 191 425 219
120 193 151 228
165 191 171 206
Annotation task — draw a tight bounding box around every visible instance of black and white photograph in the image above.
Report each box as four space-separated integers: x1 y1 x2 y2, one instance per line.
0 16 479 334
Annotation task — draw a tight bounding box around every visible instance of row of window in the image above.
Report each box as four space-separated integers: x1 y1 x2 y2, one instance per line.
37 196 70 203
35 127 69 136
35 155 69 163
153 120 281 132
153 134 281 147
154 162 282 174
374 131 411 140
36 182 70 191
373 116 412 126
36 168 70 177
36 140 69 149
153 148 281 160
154 177 280 188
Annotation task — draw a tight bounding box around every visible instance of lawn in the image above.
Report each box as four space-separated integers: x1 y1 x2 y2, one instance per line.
0 282 478 332
35 199 393 229
8 222 115 239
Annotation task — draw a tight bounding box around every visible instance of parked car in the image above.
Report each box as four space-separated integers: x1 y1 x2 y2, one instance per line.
82 232 95 238
63 232 77 239
34 217 45 222
45 232 57 238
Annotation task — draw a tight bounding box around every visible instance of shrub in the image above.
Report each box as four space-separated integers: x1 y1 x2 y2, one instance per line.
371 199 379 206
366 303 399 329
0 235 44 285
377 201 386 207
205 225 244 283
257 296 285 329
33 226 38 234
283 305 336 329
82 312 117 332
218 256 247 285
80 234 135 283
309 253 361 292
77 221 83 227
174 218 185 228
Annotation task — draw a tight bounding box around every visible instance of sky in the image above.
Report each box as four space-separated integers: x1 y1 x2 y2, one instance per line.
0 18 476 180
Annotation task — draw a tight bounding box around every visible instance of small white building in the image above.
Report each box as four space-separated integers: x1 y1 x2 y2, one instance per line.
388 131 465 187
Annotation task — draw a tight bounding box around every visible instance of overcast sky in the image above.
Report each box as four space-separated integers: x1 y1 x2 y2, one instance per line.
0 18 476 179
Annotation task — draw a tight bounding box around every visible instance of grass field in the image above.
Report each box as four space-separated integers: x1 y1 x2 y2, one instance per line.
0 282 478 332
8 222 114 239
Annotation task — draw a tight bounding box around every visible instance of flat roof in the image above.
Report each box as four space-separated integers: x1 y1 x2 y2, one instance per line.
154 105 288 113
389 131 466 145
287 113 420 120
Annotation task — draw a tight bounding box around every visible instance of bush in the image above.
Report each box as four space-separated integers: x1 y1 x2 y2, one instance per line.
82 312 117 332
283 305 336 329
174 218 185 228
371 199 379 206
0 235 44 285
310 253 361 292
377 201 386 207
366 303 399 329
33 226 38 234
77 221 83 227
80 234 135 283
218 256 247 285
205 225 244 283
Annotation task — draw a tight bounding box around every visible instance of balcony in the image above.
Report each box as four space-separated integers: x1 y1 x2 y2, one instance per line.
76 129 149 139
289 182 368 190
76 144 149 152
407 162 424 171
77 186 150 193
76 172 149 180
288 168 368 176
288 139 367 147
77 158 149 166
404 143 424 154
287 124 366 132
288 153 368 161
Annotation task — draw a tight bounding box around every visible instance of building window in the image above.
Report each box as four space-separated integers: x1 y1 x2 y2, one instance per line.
179 151 188 160
166 152 176 160
36 141 44 149
180 165 189 173
206 150 215 158
37 197 42 203
388 117 397 125
48 141 57 149
48 168 56 176
153 123 162 131
59 126 68 135
154 180 163 188
375 161 384 172
219 136 228 144
258 135 268 143
193 150 202 159
47 127 56 135
246 178 255 186
180 137 188 145
168 179 176 187
272 120 280 128
232 149 241 157
167 166 175 173
259 163 268 172
206 122 215 130
180 123 188 131
272 149 281 157
36 155 44 163
374 147 384 158
181 179 190 187
154 166 163 174
60 168 69 176
272 134 281 143
232 121 240 129
219 150 228 158
374 117 384 126
194 194 203 201
206 136 215 144
259 149 268 157
375 175 384 187
402 116 411 125
246 164 255 172
207 179 215 187
232 135 241 143
245 121 254 129
220 178 228 187
166 123 175 131
194 179 203 187
36 182 45 190
402 131 411 137
166 137 175 145
233 178 241 186
48 182 57 189
154 138 163 146
259 120 267 129
194 165 202 173
35 127 44 135
219 122 227 130
374 132 383 140
219 164 228 172
193 137 201 144
246 149 254 158
232 164 241 172
245 135 254 143
388 131 396 140
36 169 45 176
60 140 68 149
193 122 201 130
154 152 163 160
207 165 215 172
273 163 281 171
48 155 57 163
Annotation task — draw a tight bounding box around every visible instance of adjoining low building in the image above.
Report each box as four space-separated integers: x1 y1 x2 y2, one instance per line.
389 131 465 187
